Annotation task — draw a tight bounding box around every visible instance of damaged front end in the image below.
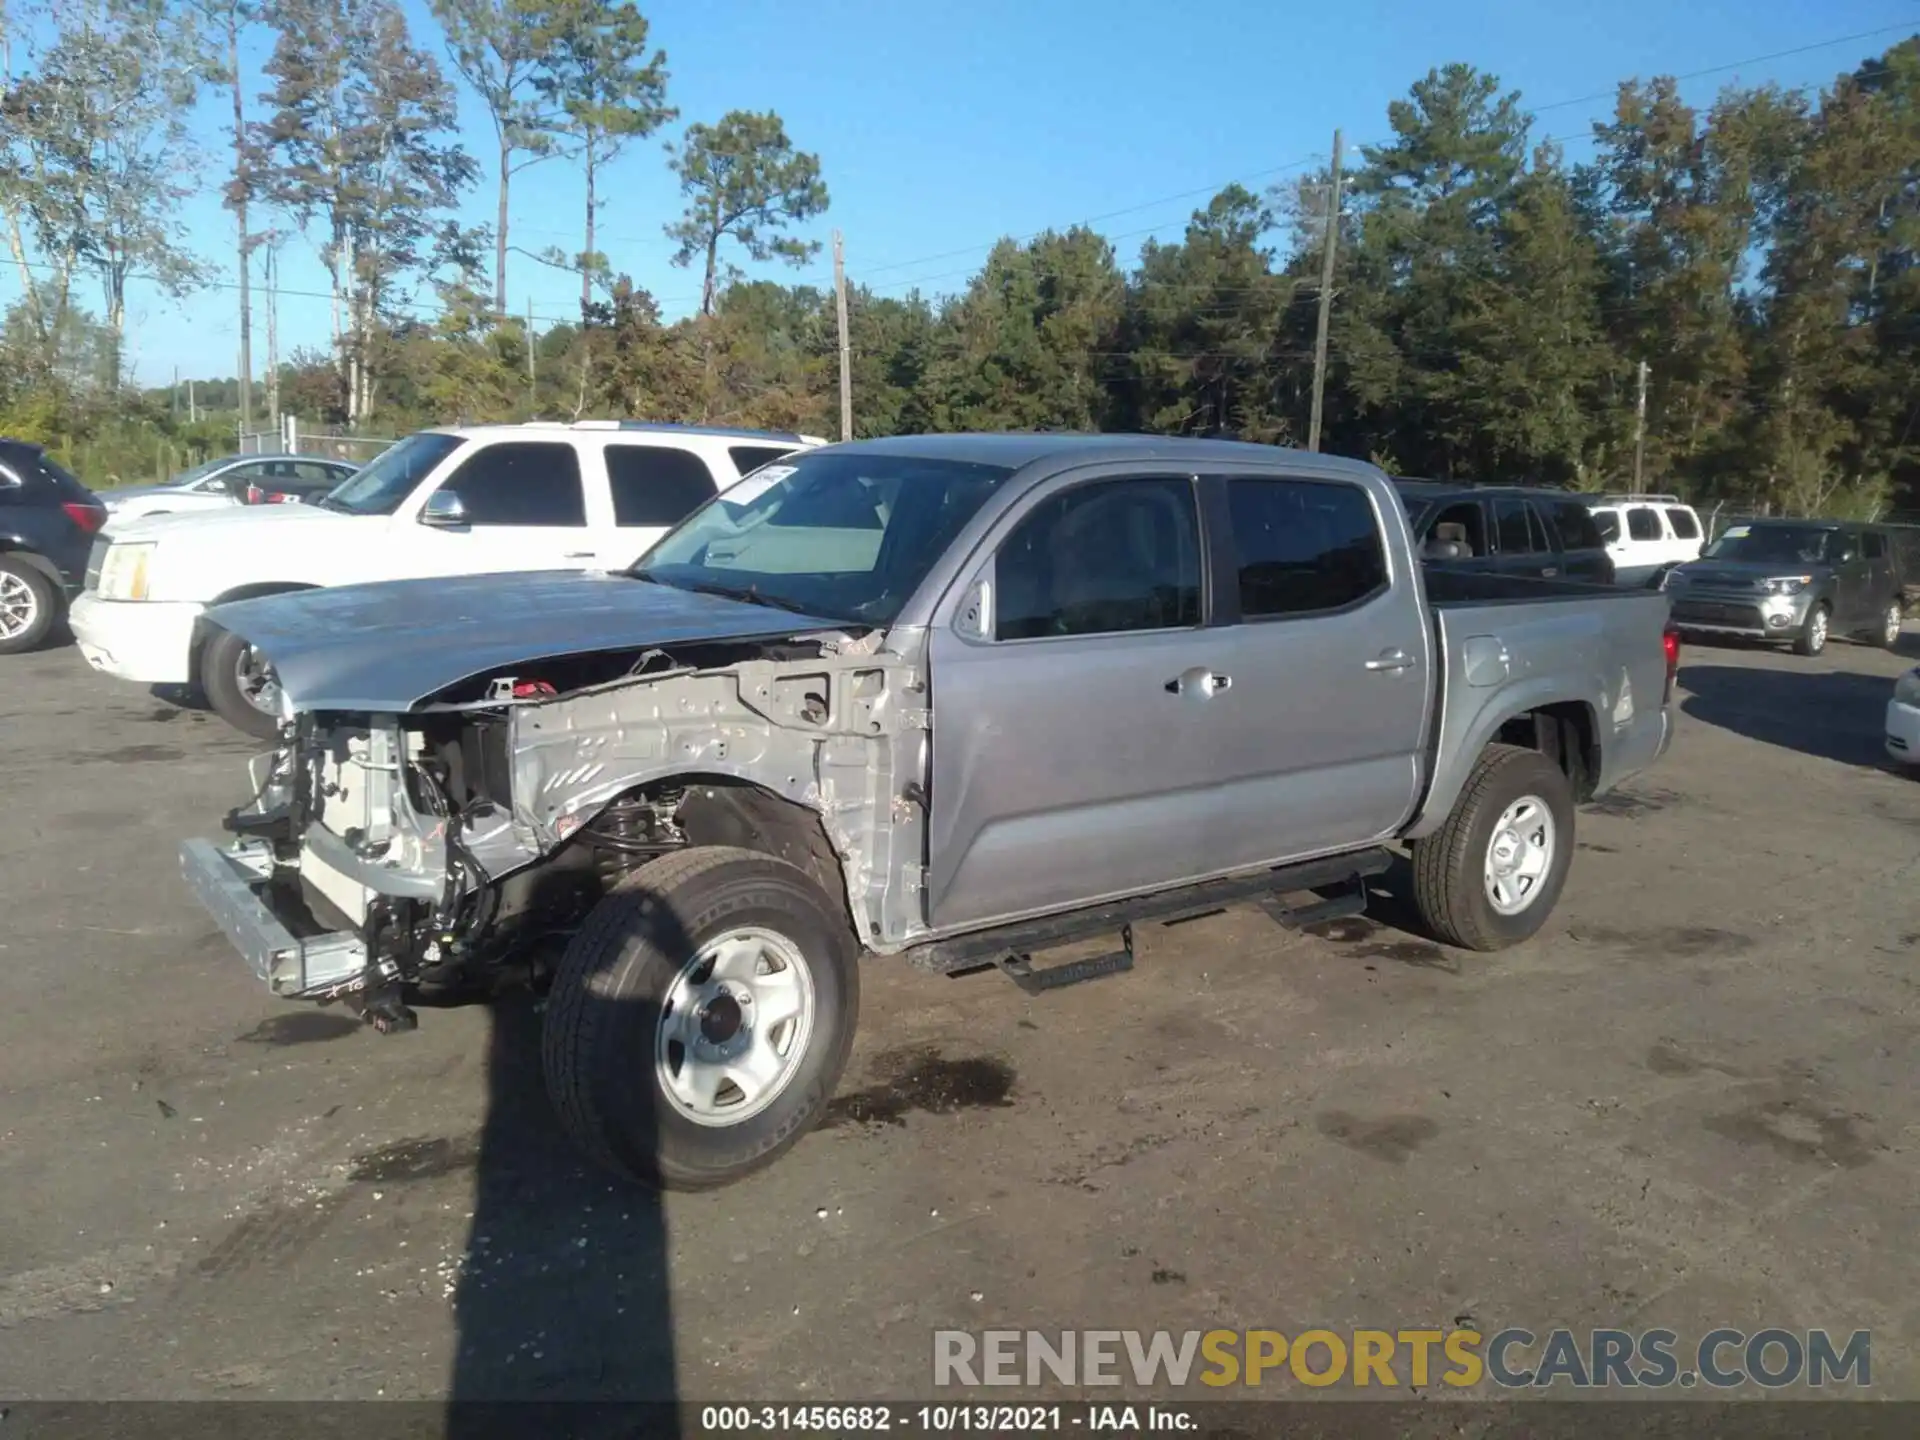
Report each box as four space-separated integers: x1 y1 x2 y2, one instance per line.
182 624 930 1025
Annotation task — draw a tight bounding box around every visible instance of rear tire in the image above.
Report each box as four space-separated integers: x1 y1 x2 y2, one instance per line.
200 627 284 740
1878 600 1904 650
543 846 860 1191
1792 602 1830 657
1409 743 1575 952
0 557 59 654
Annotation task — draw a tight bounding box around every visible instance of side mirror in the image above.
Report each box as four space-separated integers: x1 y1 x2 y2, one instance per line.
420 490 468 529
954 574 993 641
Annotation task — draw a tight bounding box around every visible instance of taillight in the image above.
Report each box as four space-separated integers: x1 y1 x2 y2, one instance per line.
62 501 105 533
1662 625 1681 701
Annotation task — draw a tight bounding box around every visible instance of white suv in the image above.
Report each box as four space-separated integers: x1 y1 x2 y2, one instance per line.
1587 493 1706 586
71 421 822 737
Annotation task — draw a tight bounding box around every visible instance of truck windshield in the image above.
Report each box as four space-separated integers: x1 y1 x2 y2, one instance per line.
1703 525 1831 564
318 432 466 516
631 451 1014 625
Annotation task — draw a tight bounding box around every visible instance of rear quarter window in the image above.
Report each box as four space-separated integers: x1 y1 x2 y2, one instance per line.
1665 506 1701 540
1546 500 1604 550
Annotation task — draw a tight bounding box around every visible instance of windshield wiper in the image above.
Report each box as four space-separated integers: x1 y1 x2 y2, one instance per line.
641 574 850 622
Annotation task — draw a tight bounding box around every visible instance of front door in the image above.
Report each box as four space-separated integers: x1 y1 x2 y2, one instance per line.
924 473 1230 932
406 440 595 577
1203 472 1432 869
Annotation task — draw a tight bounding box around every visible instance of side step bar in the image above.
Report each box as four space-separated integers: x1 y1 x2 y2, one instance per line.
905 847 1394 988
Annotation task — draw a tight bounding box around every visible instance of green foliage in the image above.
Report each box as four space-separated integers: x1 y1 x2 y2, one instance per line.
666 110 830 316
9 27 1920 523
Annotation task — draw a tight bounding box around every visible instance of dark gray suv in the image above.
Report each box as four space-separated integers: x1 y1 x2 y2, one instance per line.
1667 519 1906 656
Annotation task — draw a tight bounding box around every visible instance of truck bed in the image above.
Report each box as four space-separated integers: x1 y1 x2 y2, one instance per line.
1403 565 1675 840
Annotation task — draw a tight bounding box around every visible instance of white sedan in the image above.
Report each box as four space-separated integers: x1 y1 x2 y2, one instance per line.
102 454 359 522
1888 666 1920 766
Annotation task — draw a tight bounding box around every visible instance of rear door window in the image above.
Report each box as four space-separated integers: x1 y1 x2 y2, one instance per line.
1863 530 1887 560
1493 498 1536 554
1546 499 1604 550
728 444 798 479
1227 476 1388 615
605 445 719 526
1524 502 1554 552
1626 506 1663 542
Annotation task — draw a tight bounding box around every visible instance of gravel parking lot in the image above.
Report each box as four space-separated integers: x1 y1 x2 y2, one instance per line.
2 634 1918 1404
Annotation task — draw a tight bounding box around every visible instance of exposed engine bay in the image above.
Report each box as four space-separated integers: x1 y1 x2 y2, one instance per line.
222 627 931 1027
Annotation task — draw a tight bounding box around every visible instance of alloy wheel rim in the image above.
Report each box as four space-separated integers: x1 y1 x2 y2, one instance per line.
0 572 38 639
234 644 282 715
654 926 817 1128
1887 605 1903 646
1810 609 1827 649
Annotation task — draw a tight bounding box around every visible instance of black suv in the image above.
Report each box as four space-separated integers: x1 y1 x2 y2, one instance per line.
0 439 108 653
1395 480 1616 584
1666 518 1906 656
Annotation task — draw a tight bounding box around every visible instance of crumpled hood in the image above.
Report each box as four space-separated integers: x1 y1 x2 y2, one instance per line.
207 569 847 713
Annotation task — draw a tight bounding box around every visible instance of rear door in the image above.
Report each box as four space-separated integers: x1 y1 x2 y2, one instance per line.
1663 505 1705 562
1203 470 1431 868
1831 527 1873 625
1861 528 1897 615
1541 497 1612 581
924 471 1224 931
1491 495 1555 578
598 442 722 569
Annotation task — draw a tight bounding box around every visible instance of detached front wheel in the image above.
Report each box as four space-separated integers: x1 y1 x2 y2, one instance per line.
543 846 860 1191
1409 743 1575 951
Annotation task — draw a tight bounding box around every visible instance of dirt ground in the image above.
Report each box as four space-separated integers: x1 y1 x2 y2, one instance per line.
2 632 1917 1407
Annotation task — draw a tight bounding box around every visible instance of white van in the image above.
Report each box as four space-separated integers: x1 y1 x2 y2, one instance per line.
1588 493 1706 586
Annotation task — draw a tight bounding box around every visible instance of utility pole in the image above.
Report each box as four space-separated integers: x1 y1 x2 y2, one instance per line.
1633 359 1649 490
188 379 198 424
1307 128 1343 453
265 238 280 427
525 298 537 410
171 365 180 419
833 229 852 442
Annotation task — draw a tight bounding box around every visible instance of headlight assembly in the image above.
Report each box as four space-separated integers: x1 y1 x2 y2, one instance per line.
1762 575 1813 596
97 542 155 600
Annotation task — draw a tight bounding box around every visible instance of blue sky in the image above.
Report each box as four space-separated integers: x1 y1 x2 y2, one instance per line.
38 0 1920 389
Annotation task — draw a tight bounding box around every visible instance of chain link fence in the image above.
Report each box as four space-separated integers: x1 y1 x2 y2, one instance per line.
237 419 396 465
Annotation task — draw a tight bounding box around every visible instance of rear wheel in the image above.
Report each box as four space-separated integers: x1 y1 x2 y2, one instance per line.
1879 599 1904 650
0 557 59 654
1409 743 1575 952
1792 602 1830 657
543 846 860 1191
200 627 284 739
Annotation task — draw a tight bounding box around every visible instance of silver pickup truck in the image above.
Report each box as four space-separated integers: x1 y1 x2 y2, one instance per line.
181 435 1677 1190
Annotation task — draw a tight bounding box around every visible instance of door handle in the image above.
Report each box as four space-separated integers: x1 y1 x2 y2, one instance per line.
1540 566 1559 578
1365 649 1415 673
564 551 598 559
1165 667 1231 698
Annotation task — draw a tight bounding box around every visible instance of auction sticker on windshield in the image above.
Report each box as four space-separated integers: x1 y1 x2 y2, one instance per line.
1721 525 1750 538
723 465 797 505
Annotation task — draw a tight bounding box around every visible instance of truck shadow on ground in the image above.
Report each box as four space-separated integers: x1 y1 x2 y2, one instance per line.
1678 662 1895 768
445 984 678 1432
